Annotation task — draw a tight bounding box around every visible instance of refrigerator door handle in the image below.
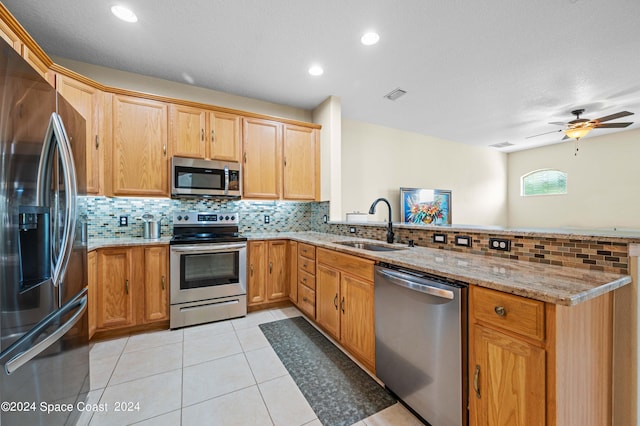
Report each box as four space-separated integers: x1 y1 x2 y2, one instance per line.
36 112 78 288
2 289 87 375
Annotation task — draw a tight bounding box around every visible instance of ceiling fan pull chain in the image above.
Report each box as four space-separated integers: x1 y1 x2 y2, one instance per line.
574 139 579 156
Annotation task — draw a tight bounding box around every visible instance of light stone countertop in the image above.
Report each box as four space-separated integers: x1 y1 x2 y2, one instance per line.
87 236 171 251
245 231 632 306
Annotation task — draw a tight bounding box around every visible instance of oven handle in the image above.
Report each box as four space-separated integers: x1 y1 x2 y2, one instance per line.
170 243 246 254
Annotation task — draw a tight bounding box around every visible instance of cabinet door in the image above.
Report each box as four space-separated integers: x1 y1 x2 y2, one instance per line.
143 246 169 323
111 95 168 196
209 111 241 161
289 241 298 303
87 250 97 339
169 104 206 159
97 248 134 329
470 325 546 426
283 125 318 200
267 240 288 301
242 117 281 198
0 18 21 52
248 241 267 305
341 273 375 370
57 75 102 194
316 264 341 340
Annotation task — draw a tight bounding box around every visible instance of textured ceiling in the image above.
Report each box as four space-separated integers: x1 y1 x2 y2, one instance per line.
4 0 640 152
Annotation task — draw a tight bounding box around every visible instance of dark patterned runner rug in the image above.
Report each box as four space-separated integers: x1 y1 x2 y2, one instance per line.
259 316 396 426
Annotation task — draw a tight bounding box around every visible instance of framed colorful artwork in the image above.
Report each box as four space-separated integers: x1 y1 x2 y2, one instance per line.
400 188 452 225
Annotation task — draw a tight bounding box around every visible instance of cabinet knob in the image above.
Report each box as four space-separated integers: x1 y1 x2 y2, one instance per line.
161 275 165 290
494 306 506 317
303 297 308 303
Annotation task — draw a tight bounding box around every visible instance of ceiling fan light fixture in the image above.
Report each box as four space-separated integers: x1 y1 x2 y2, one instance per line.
111 5 138 23
564 126 593 140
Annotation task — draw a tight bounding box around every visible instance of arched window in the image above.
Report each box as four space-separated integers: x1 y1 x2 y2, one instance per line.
521 169 567 196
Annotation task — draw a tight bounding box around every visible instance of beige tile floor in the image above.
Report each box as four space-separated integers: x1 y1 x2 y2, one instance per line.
78 306 423 426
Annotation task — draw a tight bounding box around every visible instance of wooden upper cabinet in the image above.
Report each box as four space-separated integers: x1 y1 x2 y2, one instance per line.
57 75 103 194
0 17 21 52
169 105 241 162
209 110 241 161
283 124 319 200
169 104 206 159
109 94 168 196
21 45 53 86
242 117 282 199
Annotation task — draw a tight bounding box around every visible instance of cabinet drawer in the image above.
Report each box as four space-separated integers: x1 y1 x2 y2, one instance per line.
317 248 374 281
298 255 316 275
472 286 545 341
298 268 316 291
299 243 316 260
298 283 315 318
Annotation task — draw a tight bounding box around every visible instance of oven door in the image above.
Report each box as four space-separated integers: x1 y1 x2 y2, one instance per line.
170 243 246 305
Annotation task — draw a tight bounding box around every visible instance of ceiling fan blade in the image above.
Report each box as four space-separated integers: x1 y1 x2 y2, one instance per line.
594 111 634 123
595 122 633 128
562 135 570 140
526 129 562 139
548 121 566 126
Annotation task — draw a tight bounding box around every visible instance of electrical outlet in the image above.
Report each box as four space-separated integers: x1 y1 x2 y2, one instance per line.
489 238 511 251
323 215 328 224
349 226 356 234
454 235 472 247
264 215 270 224
433 233 447 244
119 216 128 227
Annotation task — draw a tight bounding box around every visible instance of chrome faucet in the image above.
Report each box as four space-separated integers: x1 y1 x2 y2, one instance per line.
369 198 394 244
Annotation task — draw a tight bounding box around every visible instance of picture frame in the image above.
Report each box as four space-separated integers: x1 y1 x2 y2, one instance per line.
400 188 452 225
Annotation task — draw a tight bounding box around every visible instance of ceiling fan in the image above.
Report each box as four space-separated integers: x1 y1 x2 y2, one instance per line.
527 109 634 141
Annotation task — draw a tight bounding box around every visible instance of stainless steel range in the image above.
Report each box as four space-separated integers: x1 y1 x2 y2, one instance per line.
169 211 247 329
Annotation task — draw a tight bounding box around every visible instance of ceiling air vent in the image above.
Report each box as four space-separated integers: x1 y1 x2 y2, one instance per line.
489 141 514 148
384 88 407 101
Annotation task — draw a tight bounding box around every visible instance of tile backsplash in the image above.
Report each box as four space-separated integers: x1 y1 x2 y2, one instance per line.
84 197 326 238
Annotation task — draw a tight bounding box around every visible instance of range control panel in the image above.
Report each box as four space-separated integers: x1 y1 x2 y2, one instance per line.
172 211 239 226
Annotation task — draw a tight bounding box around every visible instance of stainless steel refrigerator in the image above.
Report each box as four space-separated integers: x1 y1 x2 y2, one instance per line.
0 39 89 425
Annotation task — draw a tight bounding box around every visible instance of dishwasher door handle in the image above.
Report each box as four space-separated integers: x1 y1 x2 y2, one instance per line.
377 269 454 300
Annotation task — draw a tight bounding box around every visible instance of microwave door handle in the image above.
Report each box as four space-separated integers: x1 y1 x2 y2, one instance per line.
224 165 229 196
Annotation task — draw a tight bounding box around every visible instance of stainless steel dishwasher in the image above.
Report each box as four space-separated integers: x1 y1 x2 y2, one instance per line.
375 263 468 426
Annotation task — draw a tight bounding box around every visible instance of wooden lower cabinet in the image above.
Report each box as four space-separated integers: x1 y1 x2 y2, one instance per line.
247 240 289 307
469 285 614 426
289 241 298 303
316 248 375 372
90 245 169 336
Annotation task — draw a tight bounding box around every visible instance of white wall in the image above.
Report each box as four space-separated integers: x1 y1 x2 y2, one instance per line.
341 119 508 225
508 128 640 229
52 56 312 123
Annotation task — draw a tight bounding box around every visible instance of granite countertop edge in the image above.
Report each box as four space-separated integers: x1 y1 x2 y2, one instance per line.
245 231 632 306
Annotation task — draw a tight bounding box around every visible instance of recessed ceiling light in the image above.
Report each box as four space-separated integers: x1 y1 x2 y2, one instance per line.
308 65 324 76
361 32 380 46
111 5 138 23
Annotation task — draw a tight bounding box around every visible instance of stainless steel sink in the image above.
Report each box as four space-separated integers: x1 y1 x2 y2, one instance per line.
333 241 406 252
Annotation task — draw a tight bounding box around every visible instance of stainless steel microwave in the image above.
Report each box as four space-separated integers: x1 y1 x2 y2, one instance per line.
171 157 241 198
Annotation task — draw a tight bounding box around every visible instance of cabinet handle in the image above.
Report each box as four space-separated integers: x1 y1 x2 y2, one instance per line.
340 296 345 313
163 144 167 156
303 297 308 303
302 277 307 283
284 156 287 167
95 134 99 149
269 261 273 274
333 294 338 309
243 152 247 163
473 365 481 399
161 275 165 290
201 129 204 141
125 279 129 295
250 264 254 276
211 129 216 143
494 306 506 317
303 263 307 268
